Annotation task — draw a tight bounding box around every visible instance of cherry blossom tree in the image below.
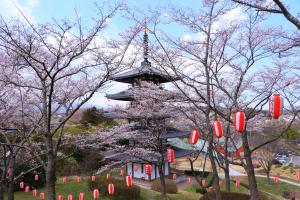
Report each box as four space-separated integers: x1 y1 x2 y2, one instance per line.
135 1 300 200
0 2 140 199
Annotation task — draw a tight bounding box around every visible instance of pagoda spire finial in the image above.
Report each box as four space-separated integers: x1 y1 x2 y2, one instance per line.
143 21 149 62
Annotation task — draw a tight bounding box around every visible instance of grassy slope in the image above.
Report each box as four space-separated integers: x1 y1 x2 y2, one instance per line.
11 177 199 200
240 176 300 198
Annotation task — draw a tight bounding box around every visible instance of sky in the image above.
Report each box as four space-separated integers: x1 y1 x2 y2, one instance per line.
0 0 299 109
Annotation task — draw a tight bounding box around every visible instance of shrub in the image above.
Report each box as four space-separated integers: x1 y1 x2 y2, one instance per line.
282 190 290 199
55 157 78 176
200 192 250 200
184 170 210 177
14 163 46 191
151 178 178 194
87 172 140 200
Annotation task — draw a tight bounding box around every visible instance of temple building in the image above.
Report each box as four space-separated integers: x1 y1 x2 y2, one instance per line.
106 26 192 181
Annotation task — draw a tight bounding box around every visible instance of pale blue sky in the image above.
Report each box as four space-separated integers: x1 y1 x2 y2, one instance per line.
0 0 299 108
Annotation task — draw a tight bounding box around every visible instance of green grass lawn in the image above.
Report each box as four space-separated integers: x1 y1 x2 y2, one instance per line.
185 180 248 194
240 176 300 198
10 177 199 200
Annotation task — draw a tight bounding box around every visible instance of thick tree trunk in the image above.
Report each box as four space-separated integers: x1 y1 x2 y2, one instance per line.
46 136 56 200
158 162 166 197
242 133 260 200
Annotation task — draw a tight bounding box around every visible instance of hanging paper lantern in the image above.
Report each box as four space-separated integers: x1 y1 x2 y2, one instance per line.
208 186 213 192
274 176 279 184
134 164 138 172
172 174 177 181
190 129 199 145
269 93 283 119
40 192 45 200
93 189 99 200
234 111 246 133
92 176 96 182
201 179 206 187
63 177 67 183
126 175 132 187
58 194 63 200
297 171 300 180
79 192 85 200
33 189 38 197
120 169 124 176
108 183 114 195
77 177 81 183
20 182 24 189
25 186 30 193
235 179 240 188
166 148 175 163
187 177 191 184
219 180 223 188
145 164 152 175
212 120 223 138
106 173 111 180
67 194 73 200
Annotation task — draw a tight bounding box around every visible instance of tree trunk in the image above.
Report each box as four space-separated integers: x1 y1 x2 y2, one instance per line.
158 162 166 197
46 136 56 200
242 133 260 200
7 180 14 200
208 145 222 200
224 135 230 192
266 172 270 184
224 165 230 192
0 183 4 200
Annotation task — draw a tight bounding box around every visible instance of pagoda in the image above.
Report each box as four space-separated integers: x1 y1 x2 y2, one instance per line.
106 26 192 181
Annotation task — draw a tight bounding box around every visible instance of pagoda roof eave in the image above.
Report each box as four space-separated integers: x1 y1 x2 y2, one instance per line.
109 65 180 84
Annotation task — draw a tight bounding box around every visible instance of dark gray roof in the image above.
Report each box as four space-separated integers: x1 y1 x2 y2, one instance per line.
106 90 133 101
109 61 180 84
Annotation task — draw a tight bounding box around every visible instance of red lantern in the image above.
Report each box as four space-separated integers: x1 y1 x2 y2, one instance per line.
58 194 63 200
208 186 213 192
269 93 283 119
190 129 199 144
297 171 300 180
166 148 175 163
172 174 177 181
212 120 223 138
235 179 240 188
67 194 73 200
201 179 206 187
274 176 279 184
40 192 45 200
92 176 96 182
134 164 138 172
93 189 99 200
20 182 24 189
77 177 81 183
145 164 152 175
106 173 111 180
126 175 132 187
33 189 38 197
187 177 191 184
234 111 246 133
219 180 223 188
79 192 85 200
108 183 114 195
120 169 124 176
25 186 30 193
63 177 67 183
34 174 39 181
